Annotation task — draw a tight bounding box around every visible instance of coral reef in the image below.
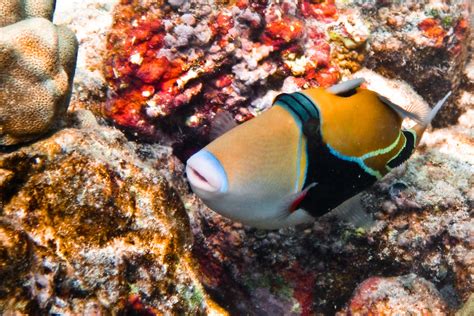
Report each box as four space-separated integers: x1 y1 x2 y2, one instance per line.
102 1 469 159
361 1 470 127
0 111 224 315
103 0 369 156
337 274 449 315
0 1 472 315
0 0 78 145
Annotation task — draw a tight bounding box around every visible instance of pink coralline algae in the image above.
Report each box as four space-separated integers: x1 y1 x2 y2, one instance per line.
103 0 367 157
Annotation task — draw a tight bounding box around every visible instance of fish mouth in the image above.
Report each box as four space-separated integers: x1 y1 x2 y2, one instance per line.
185 150 228 194
186 165 220 193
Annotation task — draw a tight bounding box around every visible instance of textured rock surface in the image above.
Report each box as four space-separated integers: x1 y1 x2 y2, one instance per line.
0 0 78 145
362 1 471 127
54 0 118 113
0 112 224 314
337 274 449 315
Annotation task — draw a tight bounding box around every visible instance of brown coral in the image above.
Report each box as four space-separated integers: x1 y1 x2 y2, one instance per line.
0 111 224 314
0 0 78 146
0 0 55 27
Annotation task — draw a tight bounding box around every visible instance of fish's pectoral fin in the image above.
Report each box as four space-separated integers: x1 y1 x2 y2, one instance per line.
209 111 238 140
279 182 317 216
328 193 375 229
327 78 365 95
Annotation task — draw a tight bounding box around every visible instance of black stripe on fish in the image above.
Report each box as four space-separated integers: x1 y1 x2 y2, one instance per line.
300 118 377 217
387 130 416 169
277 98 305 123
287 94 313 119
275 93 319 123
292 92 320 119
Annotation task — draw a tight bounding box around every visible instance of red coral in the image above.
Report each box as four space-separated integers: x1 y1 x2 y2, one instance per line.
281 263 316 316
301 0 338 21
347 277 382 311
305 66 340 87
121 294 159 316
214 74 234 88
216 11 234 36
103 1 347 150
418 18 446 47
261 16 304 49
309 40 331 68
136 56 170 84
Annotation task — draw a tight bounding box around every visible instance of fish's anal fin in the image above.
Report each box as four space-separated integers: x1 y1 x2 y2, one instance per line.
209 111 238 141
327 78 365 95
328 193 375 229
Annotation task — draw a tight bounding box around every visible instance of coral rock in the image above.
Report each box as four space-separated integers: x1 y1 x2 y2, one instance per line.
338 274 449 315
0 0 55 27
0 112 223 314
103 1 368 156
363 2 470 127
0 1 78 145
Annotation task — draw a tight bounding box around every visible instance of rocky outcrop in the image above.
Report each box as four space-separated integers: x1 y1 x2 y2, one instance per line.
337 274 449 315
362 1 470 127
0 0 78 145
101 1 470 160
0 111 224 314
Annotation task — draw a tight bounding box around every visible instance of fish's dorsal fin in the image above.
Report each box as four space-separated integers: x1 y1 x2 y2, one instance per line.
209 111 238 140
327 78 365 95
328 193 374 229
377 91 451 126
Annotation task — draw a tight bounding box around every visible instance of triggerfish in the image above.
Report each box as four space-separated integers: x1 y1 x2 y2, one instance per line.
186 78 451 229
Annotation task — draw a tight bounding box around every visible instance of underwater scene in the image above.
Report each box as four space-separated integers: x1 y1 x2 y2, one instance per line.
0 0 473 314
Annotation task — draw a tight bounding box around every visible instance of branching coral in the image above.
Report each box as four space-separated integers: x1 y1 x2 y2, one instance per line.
0 0 78 145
